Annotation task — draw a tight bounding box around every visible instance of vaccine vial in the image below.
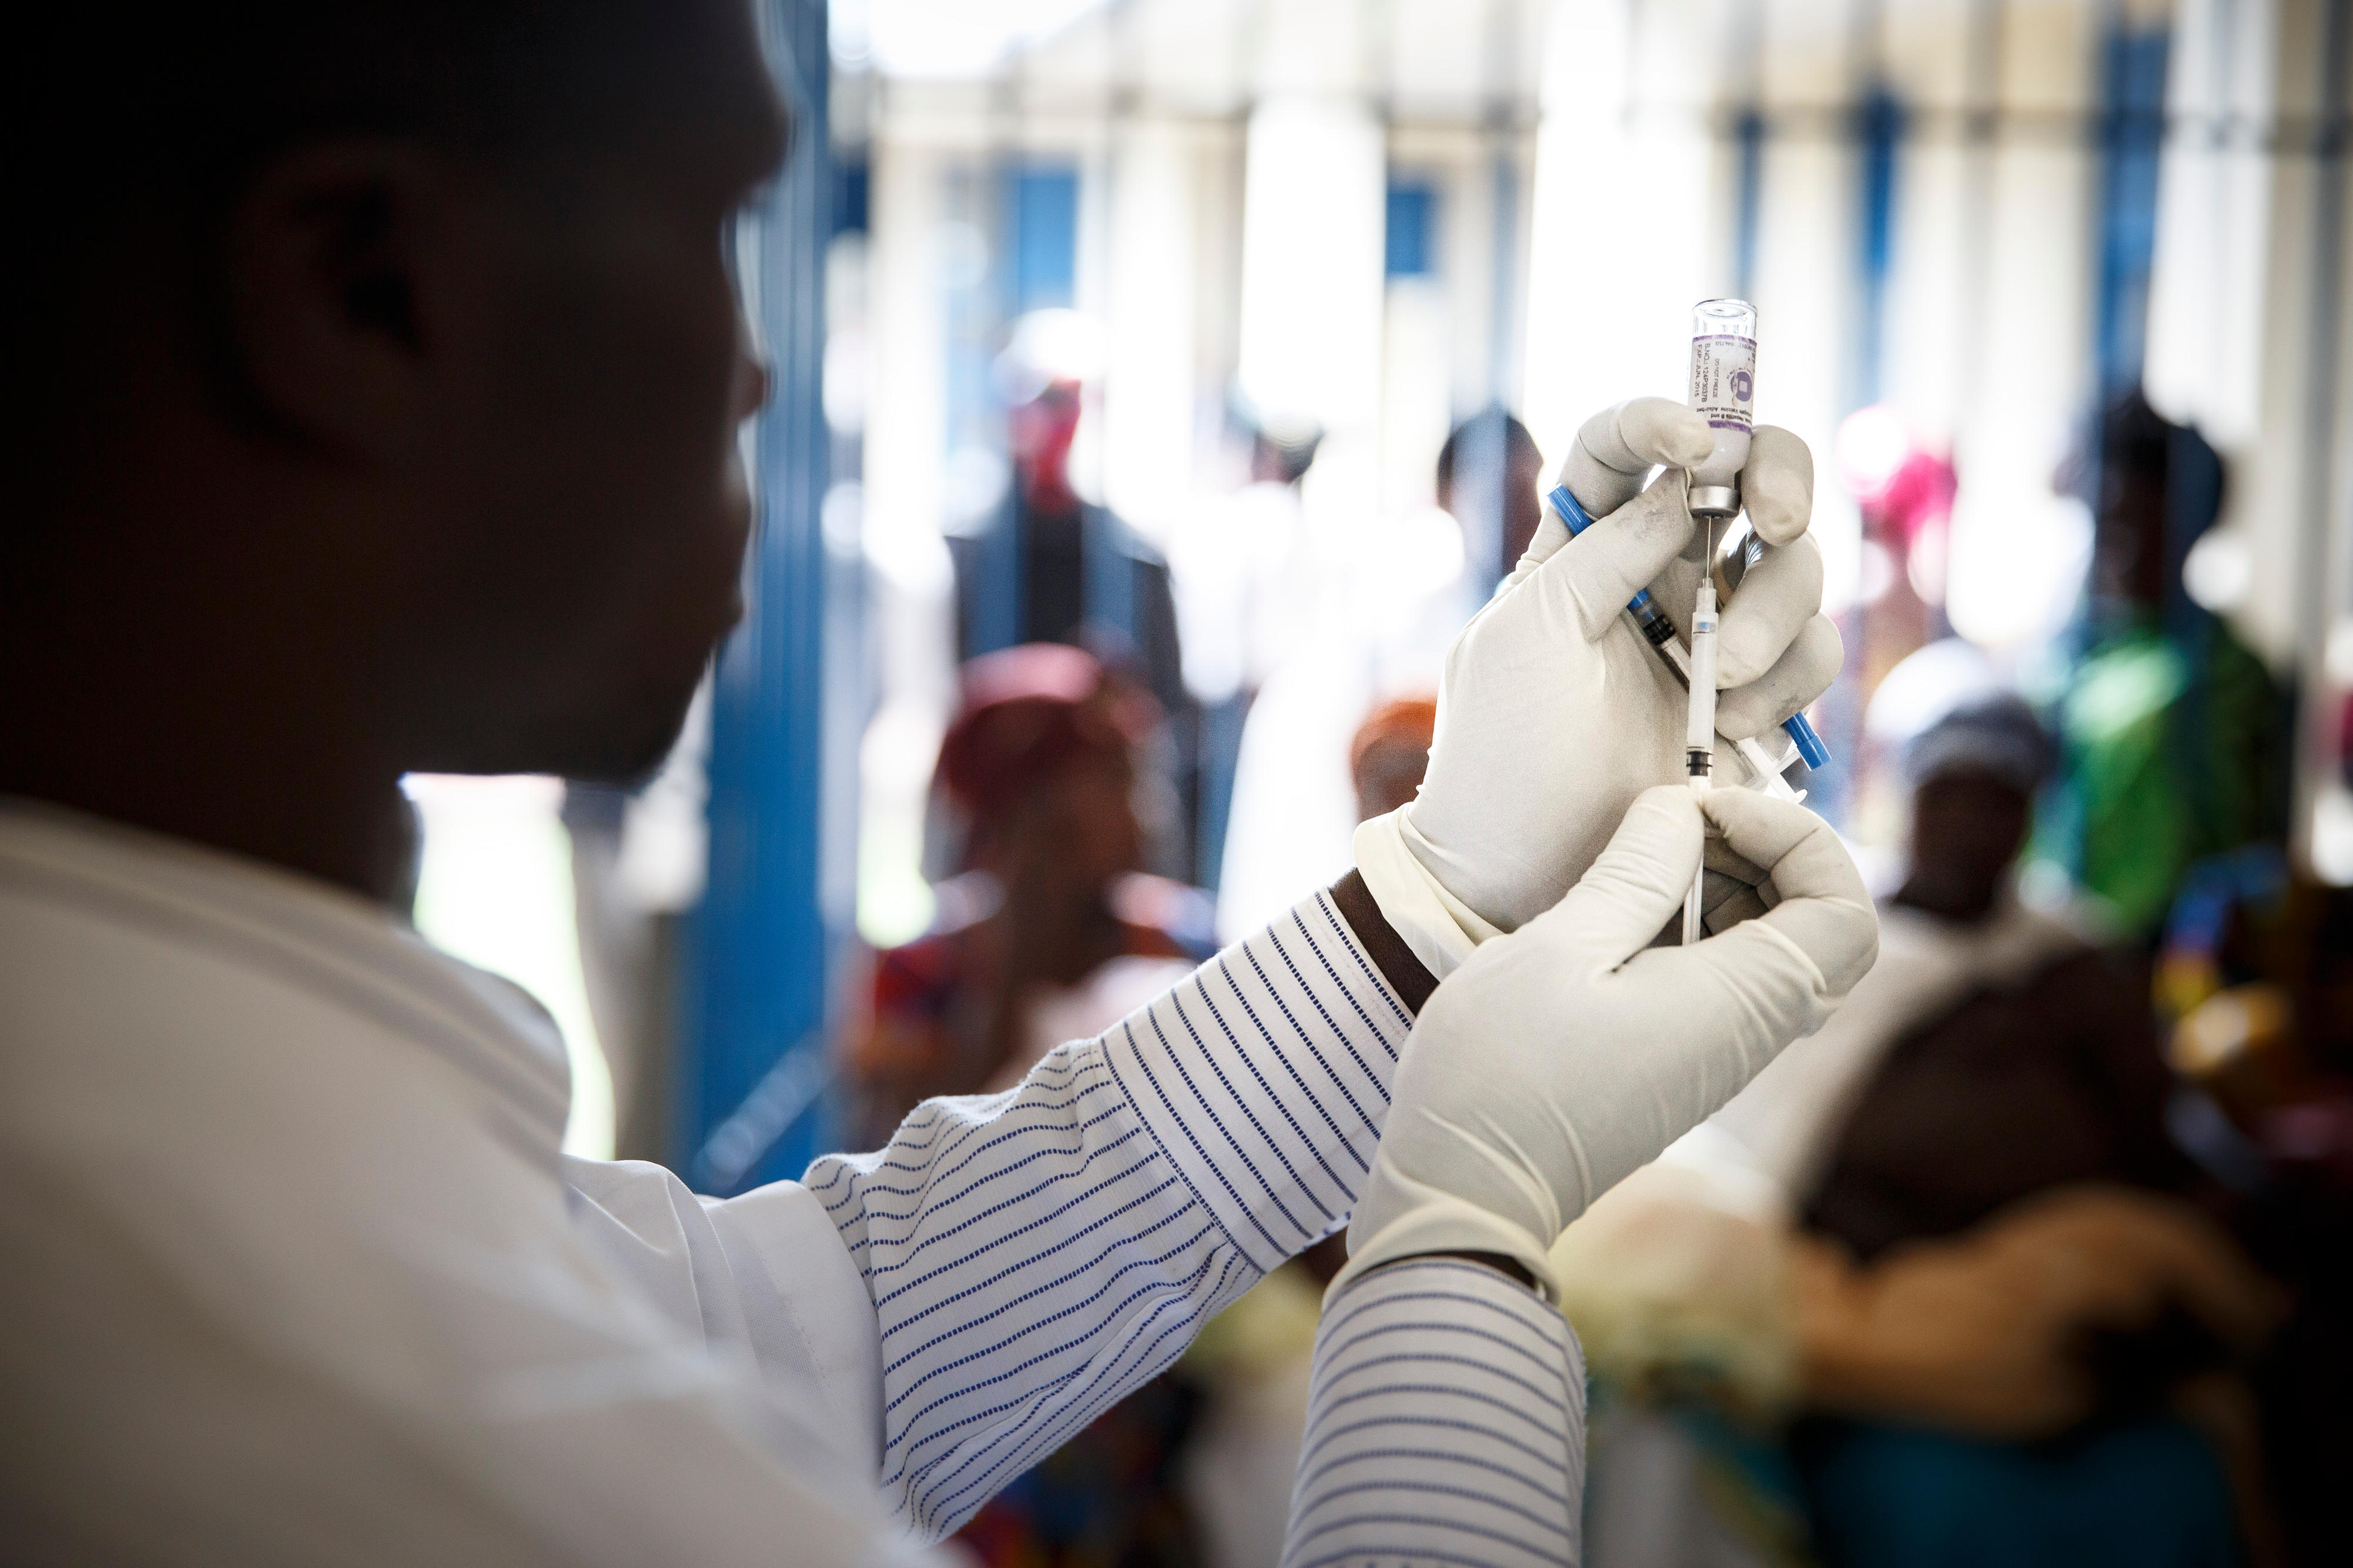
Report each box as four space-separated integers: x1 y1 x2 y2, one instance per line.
1687 298 1758 517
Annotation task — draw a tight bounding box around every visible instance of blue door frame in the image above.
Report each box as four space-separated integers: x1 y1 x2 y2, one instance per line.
680 0 861 1196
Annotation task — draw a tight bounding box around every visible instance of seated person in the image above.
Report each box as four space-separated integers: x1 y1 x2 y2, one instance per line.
1562 695 2279 1568
1798 695 2186 1253
845 644 1208 1152
846 646 1214 1566
1182 694 1440 1568
1783 698 2276 1567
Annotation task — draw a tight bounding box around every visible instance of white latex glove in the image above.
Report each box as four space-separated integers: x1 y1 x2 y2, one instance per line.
1335 785 1879 1299
1354 398 1843 978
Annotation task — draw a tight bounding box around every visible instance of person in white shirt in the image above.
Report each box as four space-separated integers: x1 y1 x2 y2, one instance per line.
0 5 1868 1565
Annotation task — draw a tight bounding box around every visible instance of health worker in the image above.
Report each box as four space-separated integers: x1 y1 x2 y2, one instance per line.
0 5 1870 1566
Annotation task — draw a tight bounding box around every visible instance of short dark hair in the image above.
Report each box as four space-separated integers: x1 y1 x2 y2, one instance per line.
1435 406 1541 494
6 2 766 498
13 4 690 218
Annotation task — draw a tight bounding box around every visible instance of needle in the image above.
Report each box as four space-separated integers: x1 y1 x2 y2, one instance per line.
1682 516 1719 946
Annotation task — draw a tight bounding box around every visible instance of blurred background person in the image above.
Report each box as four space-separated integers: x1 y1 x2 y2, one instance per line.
2048 391 2292 939
1559 687 2284 1568
1180 695 1438 1568
1166 411 1324 889
1437 406 1548 582
1773 693 2266 1568
845 643 1216 1568
1209 411 1529 942
950 312 1195 878
1347 696 1442 824
1784 694 2189 1258
846 644 1209 1149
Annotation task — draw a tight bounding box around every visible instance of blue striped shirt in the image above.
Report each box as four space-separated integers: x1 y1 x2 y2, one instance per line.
4 804 1587 1564
808 888 1409 1536
1282 1260 1584 1567
806 888 1585 1557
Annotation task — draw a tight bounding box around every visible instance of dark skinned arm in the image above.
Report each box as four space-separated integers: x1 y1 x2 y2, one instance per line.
1325 868 1538 1290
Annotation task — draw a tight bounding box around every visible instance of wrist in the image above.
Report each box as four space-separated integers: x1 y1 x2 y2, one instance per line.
1333 1190 1561 1305
1328 868 1437 1014
1411 1250 1542 1291
1350 810 1504 981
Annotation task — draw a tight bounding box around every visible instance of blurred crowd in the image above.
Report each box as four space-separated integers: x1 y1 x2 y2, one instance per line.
461 8 2351 1558
816 368 2353 1568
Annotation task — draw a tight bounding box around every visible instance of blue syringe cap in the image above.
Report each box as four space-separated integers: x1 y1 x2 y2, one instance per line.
1783 712 1831 770
1548 484 1594 537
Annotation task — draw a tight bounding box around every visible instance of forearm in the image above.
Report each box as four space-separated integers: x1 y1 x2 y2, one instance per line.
807 884 1418 1539
1284 1258 1586 1568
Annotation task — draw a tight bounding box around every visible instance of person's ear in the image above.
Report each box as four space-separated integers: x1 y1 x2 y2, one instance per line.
221 141 475 461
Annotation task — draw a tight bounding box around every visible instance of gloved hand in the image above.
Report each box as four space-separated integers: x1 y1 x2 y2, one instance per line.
1334 785 1879 1299
1354 397 1842 978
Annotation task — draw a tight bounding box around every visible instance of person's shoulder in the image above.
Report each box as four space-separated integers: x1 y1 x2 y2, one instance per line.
2021 942 2147 1019
1108 873 1218 962
0 812 588 1349
0 803 570 1117
870 928 967 1006
1085 503 1168 569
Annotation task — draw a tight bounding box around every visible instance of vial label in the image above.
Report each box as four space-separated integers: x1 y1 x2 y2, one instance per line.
1688 335 1757 433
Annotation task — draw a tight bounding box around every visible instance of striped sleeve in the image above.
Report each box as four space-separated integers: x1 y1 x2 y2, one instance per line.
1282 1259 1587 1568
804 890 1412 1540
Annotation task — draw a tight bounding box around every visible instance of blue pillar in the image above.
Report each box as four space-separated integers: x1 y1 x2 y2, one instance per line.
681 0 860 1195
2093 25 2171 399
1852 85 1905 410
1731 105 1767 303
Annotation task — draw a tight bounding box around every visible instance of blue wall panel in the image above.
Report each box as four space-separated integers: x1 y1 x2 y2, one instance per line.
2094 27 2171 399
1384 182 1436 279
681 0 858 1195
1012 167 1079 312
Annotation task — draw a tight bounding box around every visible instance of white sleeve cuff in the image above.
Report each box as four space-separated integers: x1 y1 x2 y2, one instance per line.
1351 810 1504 982
1329 1190 1562 1305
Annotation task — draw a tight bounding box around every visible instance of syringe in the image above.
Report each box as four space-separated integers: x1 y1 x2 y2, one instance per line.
1545 300 1834 939
1547 482 1808 802
1681 299 1753 943
1540 296 1829 833
1682 525 1720 945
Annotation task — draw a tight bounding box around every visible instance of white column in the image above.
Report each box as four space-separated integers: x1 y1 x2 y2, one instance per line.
2252 0 2353 874
1944 0 2104 650
858 132 958 945
2144 0 2351 683
1882 0 1979 449
1748 0 1864 619
1237 0 1384 432
1235 0 1389 544
1102 120 1200 543
1235 105 1387 438
864 134 951 603
2145 0 2280 453
1521 0 1714 463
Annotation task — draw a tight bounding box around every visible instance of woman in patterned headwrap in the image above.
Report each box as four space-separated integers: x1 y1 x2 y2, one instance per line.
846 644 1212 1153
843 643 1217 1568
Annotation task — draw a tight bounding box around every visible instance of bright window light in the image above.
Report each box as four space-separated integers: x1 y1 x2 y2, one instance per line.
405 775 615 1160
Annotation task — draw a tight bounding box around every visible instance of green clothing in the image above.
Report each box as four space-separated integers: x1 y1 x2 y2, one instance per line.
2054 624 2287 937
